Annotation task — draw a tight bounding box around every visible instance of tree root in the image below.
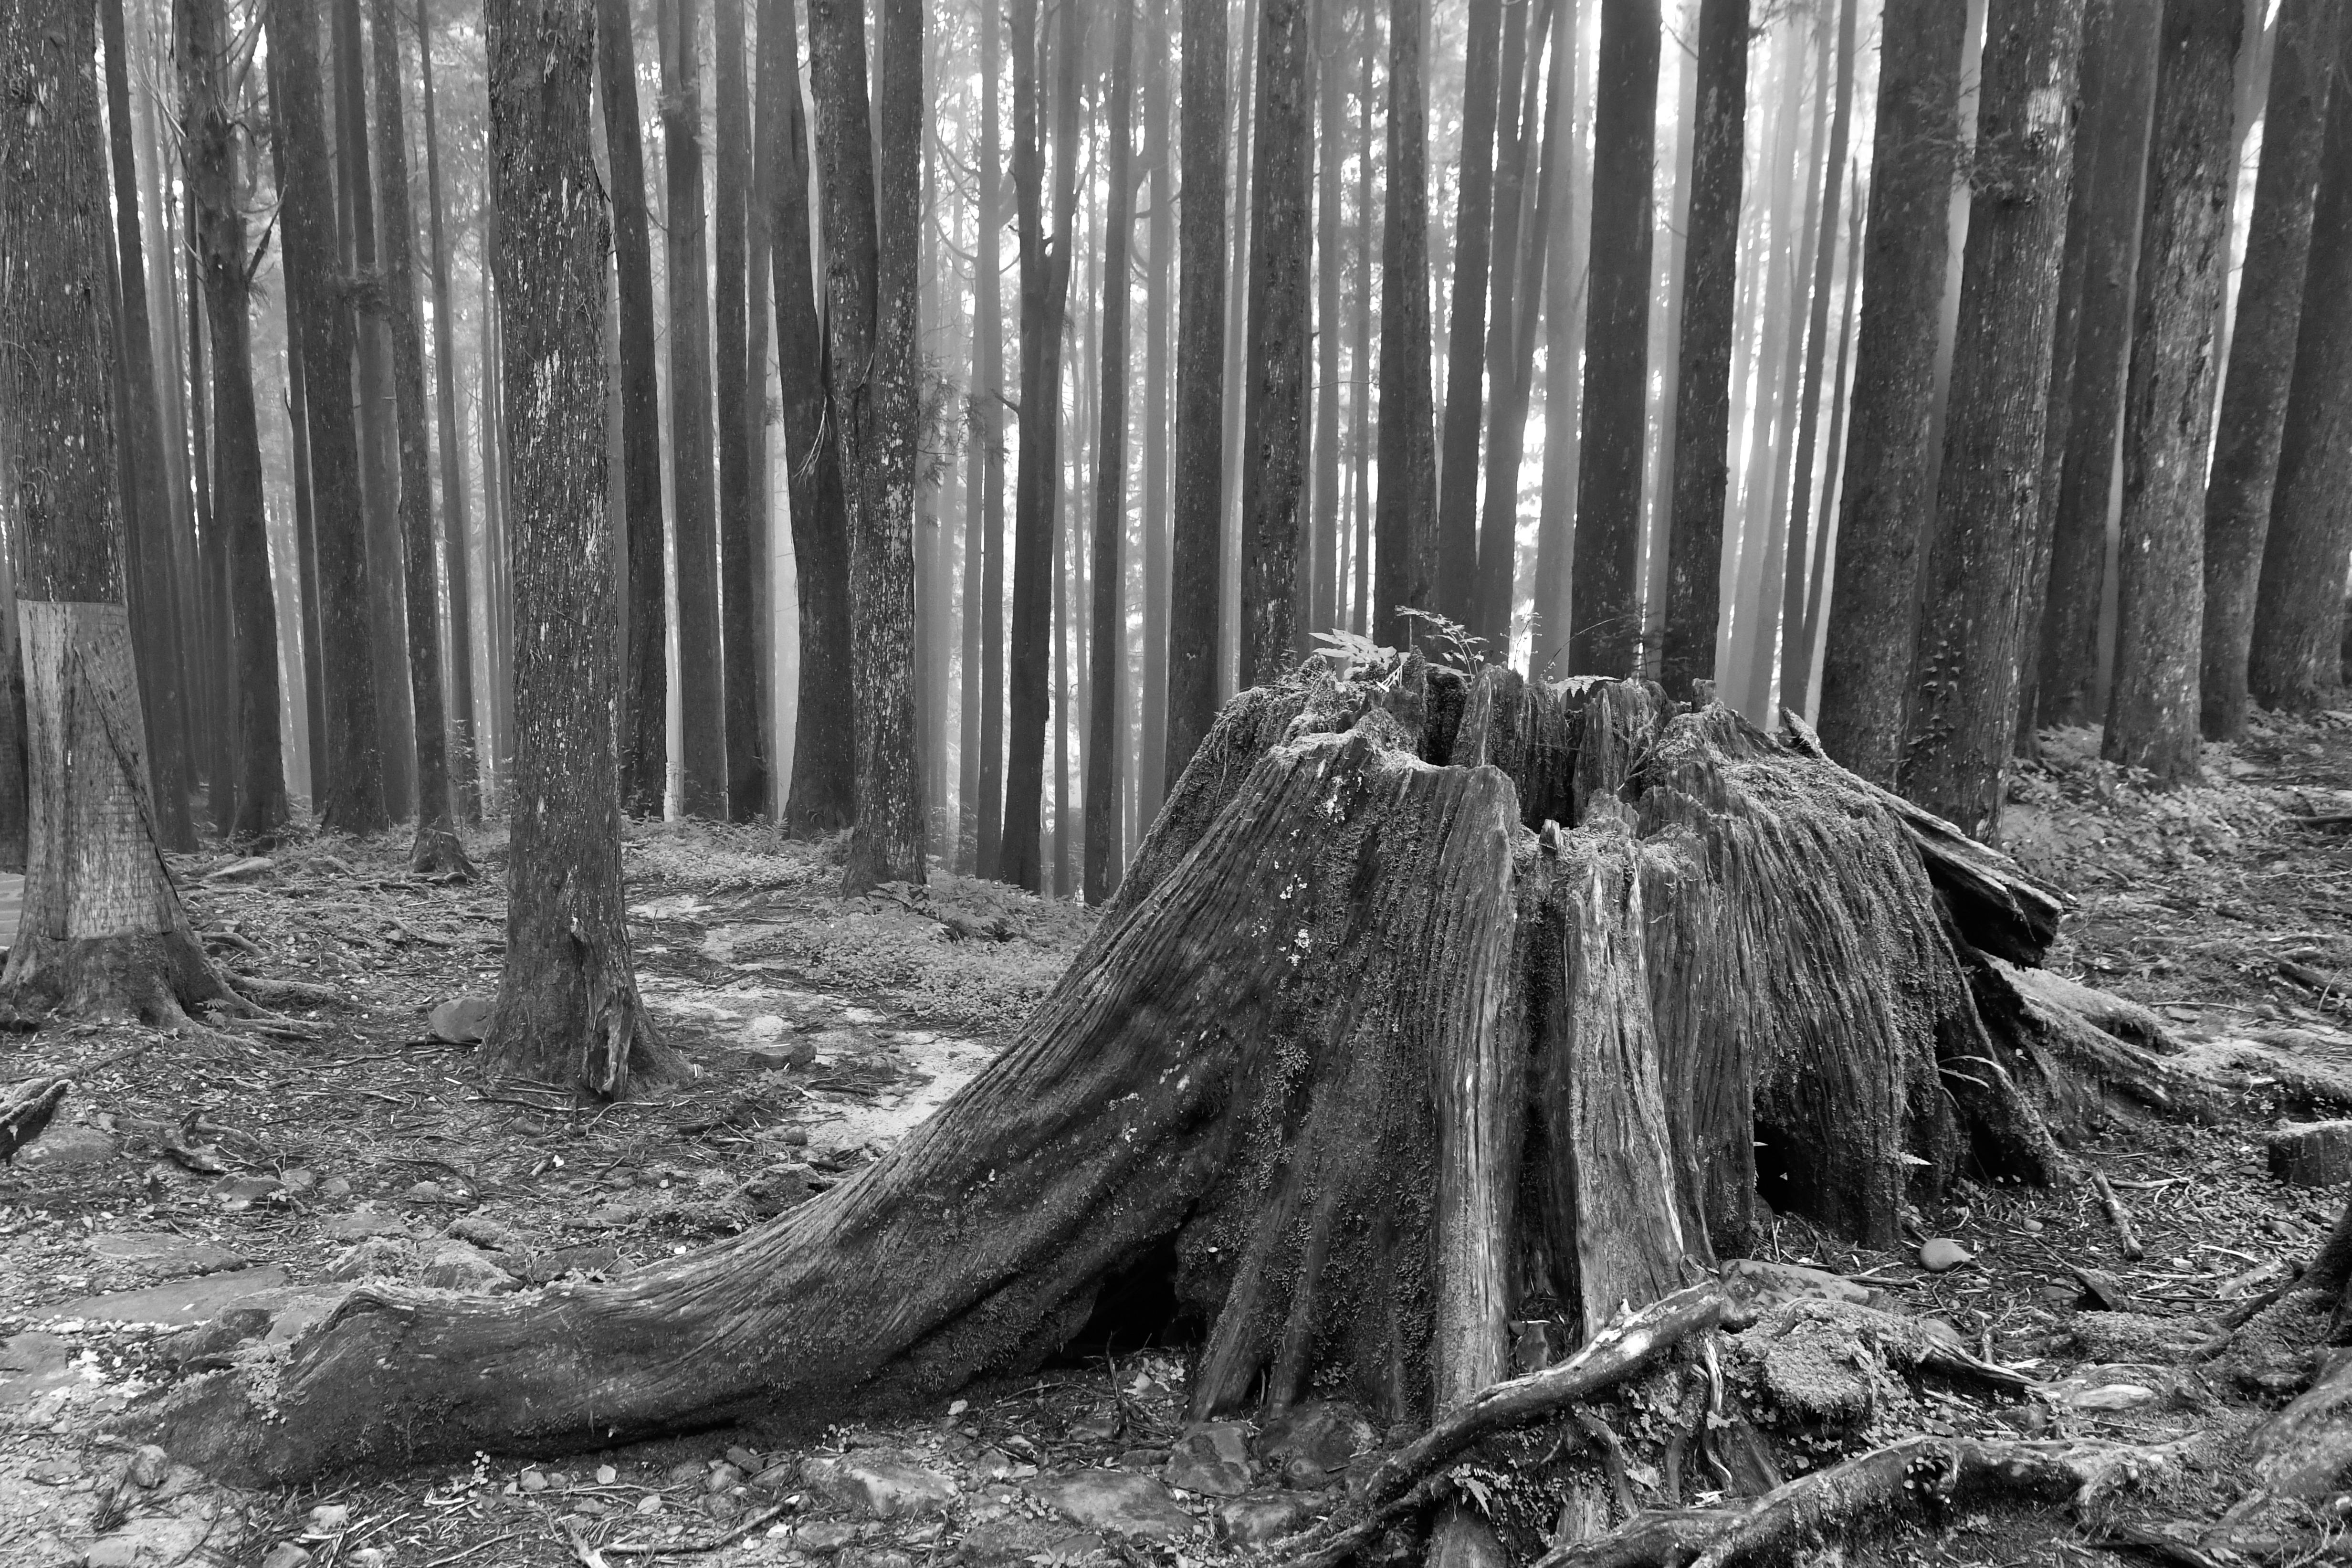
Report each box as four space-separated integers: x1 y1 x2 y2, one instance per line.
1535 1435 2182 1568
1272 1285 1727 1568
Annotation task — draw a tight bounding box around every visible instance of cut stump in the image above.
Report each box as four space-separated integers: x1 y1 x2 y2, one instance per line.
134 659 2172 1488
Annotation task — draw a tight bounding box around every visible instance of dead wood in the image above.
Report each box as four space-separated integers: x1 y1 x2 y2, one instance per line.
0 1076 69 1161
1537 1434 2179 1568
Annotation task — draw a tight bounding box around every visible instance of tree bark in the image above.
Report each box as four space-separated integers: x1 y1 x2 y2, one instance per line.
715 0 766 823
372 0 472 875
1310 0 1345 652
2203 0 2342 735
1348 5 1374 641
2037 2 2161 729
970 0 1010 875
1658 0 1747 702
1136 0 1175 839
0 0 242 1026
179 0 287 844
1814 2 1967 784
766 0 857 841
1374 0 1436 651
1569 0 1661 679
1088 0 1137 906
1167 0 1229 795
837 0 928 893
1239 0 1313 688
2249 19 2352 713
334 0 417 826
1898 0 2088 840
272 0 389 834
1433 0 1503 629
418 0 482 825
2103 0 2242 780
665 0 726 819
596 0 668 819
1530 0 1586 680
99 0 193 854
142 660 2121 1484
478 0 670 1096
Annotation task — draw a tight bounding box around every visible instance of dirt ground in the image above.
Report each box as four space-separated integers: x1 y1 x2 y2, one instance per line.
4 710 2352 1568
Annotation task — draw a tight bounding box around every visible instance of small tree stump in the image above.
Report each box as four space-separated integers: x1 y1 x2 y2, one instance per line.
2268 1121 2352 1188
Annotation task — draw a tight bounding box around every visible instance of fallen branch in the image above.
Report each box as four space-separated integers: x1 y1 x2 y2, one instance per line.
1272 1284 1726 1568
225 974 345 1009
2091 1171 2145 1261
1539 1435 2180 1568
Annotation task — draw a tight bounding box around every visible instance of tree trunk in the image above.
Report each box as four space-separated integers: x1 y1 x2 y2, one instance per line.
273 0 388 835
837 0 928 894
2201 0 2342 737
145 653 2137 1485
1167 0 1229 795
1088 0 1138 906
0 0 242 1026
1813 3 1967 784
417 0 482 825
1239 0 1313 689
334 0 416 827
665 0 726 818
1433 0 1503 630
1530 1 1586 681
596 0 668 819
746 0 779 824
178 0 286 845
371 0 471 875
99 0 194 854
970 0 1010 876
1775 0 1858 719
715 0 766 823
1657 0 1745 702
1219 0 1262 703
1569 0 1660 679
1137 0 1176 839
1375 0 1436 651
477 0 671 1096
2248 20 2352 713
1310 0 1345 653
766 0 856 842
2103 0 2243 779
1898 0 2088 840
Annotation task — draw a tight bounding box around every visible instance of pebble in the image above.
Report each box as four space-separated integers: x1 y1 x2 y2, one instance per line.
1917 1238 1973 1273
2020 1218 2044 1233
637 1494 664 1515
520 1470 550 1493
307 1504 351 1532
596 1465 619 1485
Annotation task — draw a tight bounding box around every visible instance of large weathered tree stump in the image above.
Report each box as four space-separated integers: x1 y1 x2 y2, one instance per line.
147 657 2155 1489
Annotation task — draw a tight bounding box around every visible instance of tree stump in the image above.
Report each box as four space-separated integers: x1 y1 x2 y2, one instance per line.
144 658 2146 1487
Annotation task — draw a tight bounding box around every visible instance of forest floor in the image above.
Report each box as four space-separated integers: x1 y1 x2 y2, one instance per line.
4 710 2352 1568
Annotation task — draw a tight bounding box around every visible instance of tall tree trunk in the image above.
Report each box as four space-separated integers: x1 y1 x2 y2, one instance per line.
766 0 857 840
1568 0 1661 679
1348 0 1374 641
1530 0 1586 679
178 0 285 843
1374 0 1436 651
1239 0 1313 688
1166 0 1228 790
1218 0 1262 700
479 195 515 797
1435 0 1503 628
283 343 329 816
334 0 416 824
371 0 471 873
1137 0 1175 835
273 0 389 834
188 191 233 839
1658 0 1747 701
2200 0 2341 738
1774 0 1858 718
1088 0 1137 905
1310 0 1344 652
664 0 726 818
715 0 766 822
747 0 779 821
2036 1 2161 729
1900 0 2089 840
847 0 928 890
2248 22 2352 713
99 0 193 852
417 0 482 824
479 0 671 1094
0 0 243 1024
597 0 668 818
1813 4 1969 783
2104 0 2241 778
973 0 1010 875
1469 0 1539 654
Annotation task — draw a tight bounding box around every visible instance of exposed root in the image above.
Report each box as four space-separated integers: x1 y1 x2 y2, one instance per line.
1536 1435 2182 1568
1273 1286 1727 1568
